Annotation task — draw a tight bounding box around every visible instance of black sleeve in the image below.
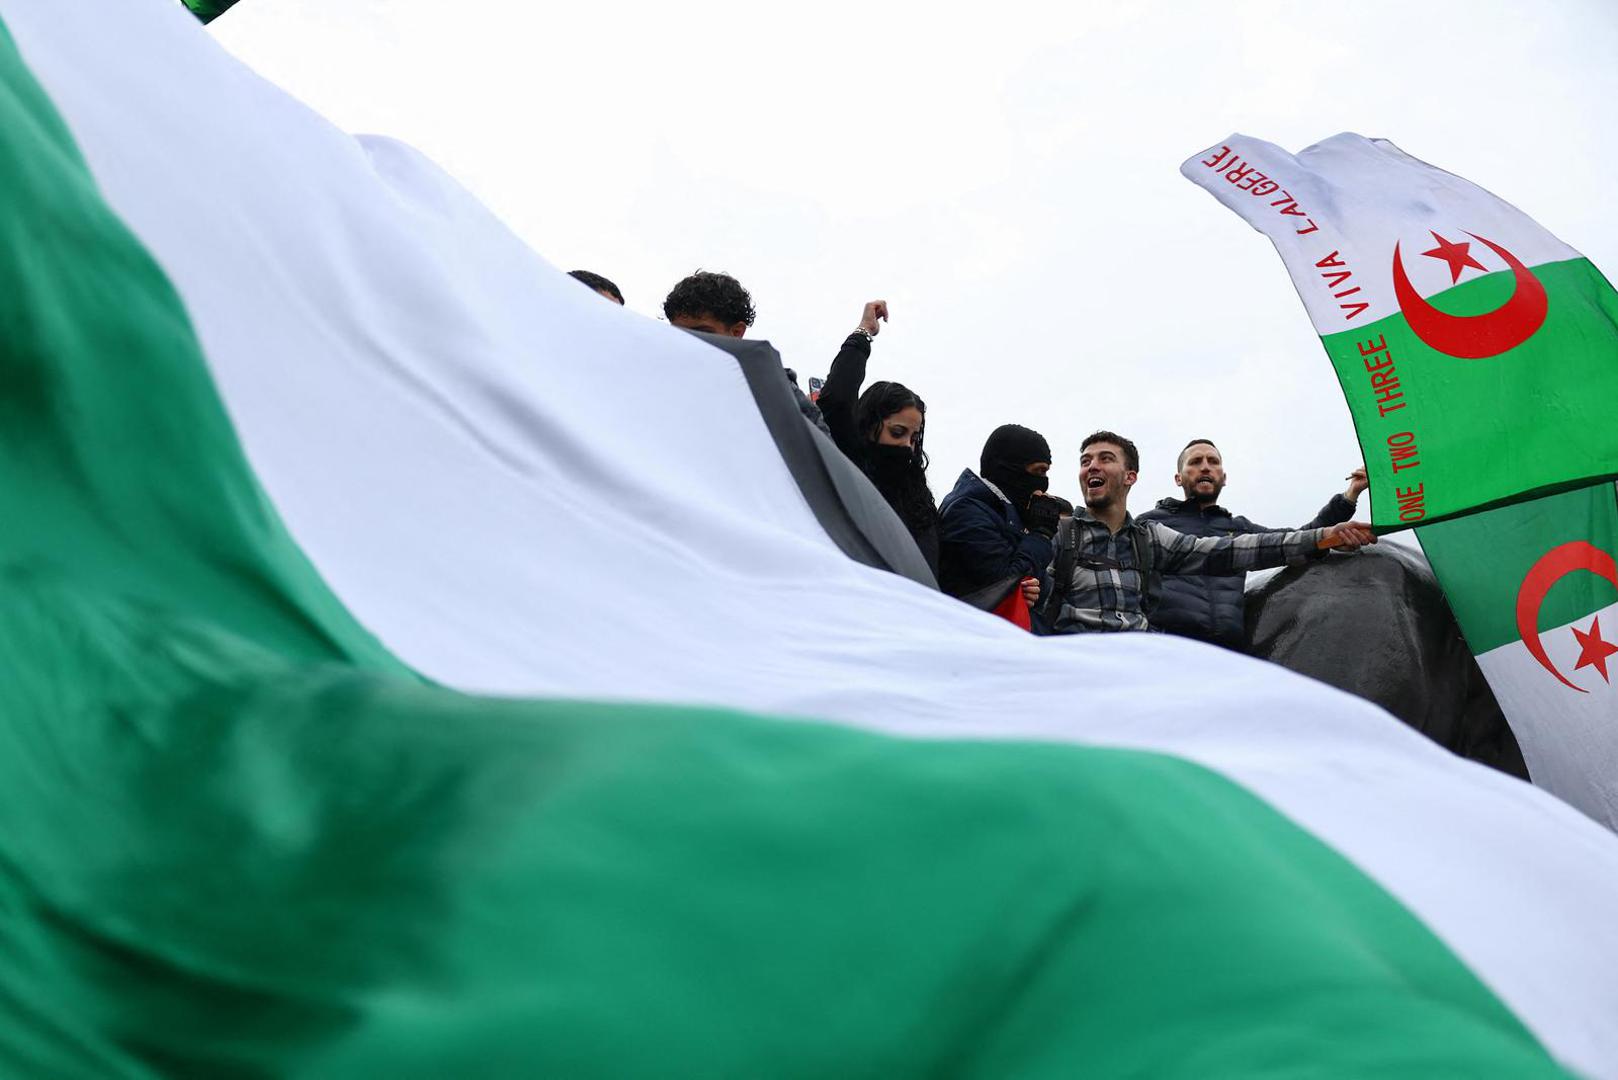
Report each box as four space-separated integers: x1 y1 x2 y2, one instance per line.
1302 493 1357 530
938 499 1052 597
1235 495 1353 535
815 332 871 464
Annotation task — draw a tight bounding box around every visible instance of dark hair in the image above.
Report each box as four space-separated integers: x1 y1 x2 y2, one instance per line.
568 269 623 304
857 381 928 460
856 380 936 531
1177 437 1219 472
663 270 756 328
1081 429 1140 472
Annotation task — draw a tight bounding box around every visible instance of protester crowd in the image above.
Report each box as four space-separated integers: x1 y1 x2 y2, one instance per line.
569 267 1376 649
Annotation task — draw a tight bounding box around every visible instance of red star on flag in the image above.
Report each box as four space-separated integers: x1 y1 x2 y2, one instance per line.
1421 231 1488 284
1571 615 1618 683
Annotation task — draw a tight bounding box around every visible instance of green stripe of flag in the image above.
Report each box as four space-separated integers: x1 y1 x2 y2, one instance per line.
0 12 403 676
1320 257 1618 529
0 624 1567 1076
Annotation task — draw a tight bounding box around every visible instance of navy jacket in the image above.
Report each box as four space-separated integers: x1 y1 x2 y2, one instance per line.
1136 493 1355 650
938 469 1054 605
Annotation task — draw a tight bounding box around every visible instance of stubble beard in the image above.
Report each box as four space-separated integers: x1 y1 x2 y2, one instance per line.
1187 479 1223 507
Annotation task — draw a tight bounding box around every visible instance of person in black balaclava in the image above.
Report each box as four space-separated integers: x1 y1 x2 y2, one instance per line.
936 424 1059 616
980 424 1053 518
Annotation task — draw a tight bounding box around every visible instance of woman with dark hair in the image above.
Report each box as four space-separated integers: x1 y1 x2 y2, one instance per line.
815 301 941 575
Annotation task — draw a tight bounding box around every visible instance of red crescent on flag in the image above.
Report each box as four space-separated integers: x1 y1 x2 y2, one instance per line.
1391 233 1548 358
1515 541 1618 692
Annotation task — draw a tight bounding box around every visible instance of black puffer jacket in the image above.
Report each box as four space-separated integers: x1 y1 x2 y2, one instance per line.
1136 494 1355 650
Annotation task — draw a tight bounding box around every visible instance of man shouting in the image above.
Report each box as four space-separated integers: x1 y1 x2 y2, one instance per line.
1040 431 1374 635
1138 438 1369 650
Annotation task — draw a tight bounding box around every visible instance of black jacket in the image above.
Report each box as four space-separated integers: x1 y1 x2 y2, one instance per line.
817 332 940 574
1136 493 1356 650
937 469 1054 609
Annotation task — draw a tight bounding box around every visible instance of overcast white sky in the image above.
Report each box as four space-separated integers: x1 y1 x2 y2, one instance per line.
213 1 1618 529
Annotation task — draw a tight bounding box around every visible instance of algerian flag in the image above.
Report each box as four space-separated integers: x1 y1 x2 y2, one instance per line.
5 4 1618 1075
1418 483 1618 830
1181 133 1618 530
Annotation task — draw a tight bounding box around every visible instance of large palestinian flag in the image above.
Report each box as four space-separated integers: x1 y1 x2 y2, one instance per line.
1419 483 1618 830
1181 133 1618 530
4 4 1618 1076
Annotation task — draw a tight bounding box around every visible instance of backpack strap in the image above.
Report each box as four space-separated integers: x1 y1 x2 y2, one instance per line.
1041 515 1077 626
1132 520 1161 616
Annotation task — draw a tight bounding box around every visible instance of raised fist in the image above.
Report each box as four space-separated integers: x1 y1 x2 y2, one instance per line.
858 300 889 337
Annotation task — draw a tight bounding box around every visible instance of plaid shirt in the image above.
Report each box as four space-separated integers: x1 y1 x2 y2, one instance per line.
1045 509 1324 633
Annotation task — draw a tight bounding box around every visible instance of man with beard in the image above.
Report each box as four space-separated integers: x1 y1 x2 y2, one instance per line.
937 425 1062 615
1138 438 1368 650
1040 431 1375 634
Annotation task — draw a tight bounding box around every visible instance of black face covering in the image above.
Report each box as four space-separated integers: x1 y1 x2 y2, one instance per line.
980 424 1053 513
984 465 1049 514
865 443 939 535
867 443 917 490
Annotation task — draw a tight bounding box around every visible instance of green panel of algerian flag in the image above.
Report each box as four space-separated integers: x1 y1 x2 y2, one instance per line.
1418 483 1618 655
1318 258 1618 529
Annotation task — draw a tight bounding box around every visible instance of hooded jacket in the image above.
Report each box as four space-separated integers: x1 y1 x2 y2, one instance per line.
937 469 1054 606
1136 493 1356 649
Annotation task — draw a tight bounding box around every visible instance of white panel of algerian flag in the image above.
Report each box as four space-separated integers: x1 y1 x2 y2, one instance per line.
1182 134 1578 329
8 3 1618 1075
1479 599 1618 827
